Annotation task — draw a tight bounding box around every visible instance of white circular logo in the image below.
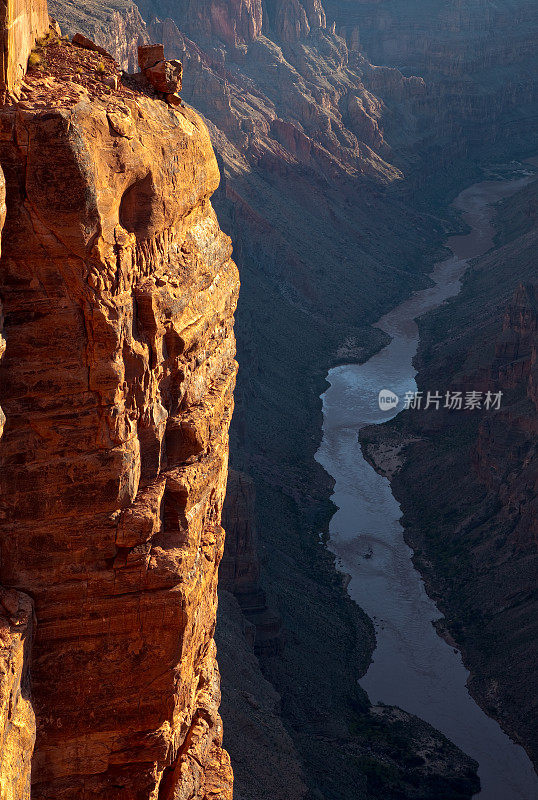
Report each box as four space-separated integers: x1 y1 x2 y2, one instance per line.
378 389 399 410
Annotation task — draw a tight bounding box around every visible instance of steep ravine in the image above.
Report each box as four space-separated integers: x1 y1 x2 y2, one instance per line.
318 169 538 800
362 171 538 772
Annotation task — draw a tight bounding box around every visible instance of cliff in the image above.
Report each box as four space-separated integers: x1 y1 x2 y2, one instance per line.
220 470 283 655
44 1 537 797
54 1 519 796
0 22 237 799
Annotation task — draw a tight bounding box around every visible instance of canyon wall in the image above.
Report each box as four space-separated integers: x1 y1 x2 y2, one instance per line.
0 159 36 800
324 0 538 188
0 23 236 799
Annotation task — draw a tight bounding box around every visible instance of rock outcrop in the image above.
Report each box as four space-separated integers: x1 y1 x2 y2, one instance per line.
137 42 182 101
0 23 237 800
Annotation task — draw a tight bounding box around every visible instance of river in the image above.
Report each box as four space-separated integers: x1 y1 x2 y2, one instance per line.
315 169 538 799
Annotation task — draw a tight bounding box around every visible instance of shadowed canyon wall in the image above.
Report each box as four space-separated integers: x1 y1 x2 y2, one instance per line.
0 15 237 799
0 158 36 800
49 1 150 72
324 0 538 191
220 470 283 655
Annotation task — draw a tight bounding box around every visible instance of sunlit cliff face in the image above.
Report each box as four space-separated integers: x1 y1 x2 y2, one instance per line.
0 34 237 798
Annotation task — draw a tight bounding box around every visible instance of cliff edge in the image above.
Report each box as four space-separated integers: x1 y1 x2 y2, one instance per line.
0 11 237 799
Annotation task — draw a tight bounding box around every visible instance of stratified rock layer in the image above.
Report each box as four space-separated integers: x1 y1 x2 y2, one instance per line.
0 36 237 799
0 0 49 95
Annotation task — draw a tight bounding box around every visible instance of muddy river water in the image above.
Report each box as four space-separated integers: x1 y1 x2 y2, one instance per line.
315 171 538 799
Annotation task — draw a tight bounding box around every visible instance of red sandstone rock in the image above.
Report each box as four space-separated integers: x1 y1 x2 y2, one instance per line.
138 42 165 71
72 31 113 60
0 589 35 800
0 37 237 800
0 162 5 442
145 58 182 94
0 159 36 800
0 0 49 97
167 92 183 107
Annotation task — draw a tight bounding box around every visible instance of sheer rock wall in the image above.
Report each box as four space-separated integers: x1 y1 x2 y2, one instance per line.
0 31 237 800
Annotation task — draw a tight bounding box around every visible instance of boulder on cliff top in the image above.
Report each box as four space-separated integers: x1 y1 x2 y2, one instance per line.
137 44 183 101
145 59 182 94
138 43 165 71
